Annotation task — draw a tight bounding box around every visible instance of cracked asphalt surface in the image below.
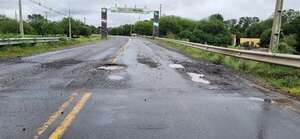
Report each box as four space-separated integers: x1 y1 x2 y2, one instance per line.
0 36 300 139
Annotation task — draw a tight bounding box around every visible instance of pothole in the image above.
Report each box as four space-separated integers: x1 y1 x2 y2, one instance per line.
41 59 82 69
169 64 185 69
137 57 159 68
248 97 274 103
187 72 210 84
97 64 126 71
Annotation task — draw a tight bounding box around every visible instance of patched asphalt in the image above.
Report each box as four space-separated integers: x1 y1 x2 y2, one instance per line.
0 37 300 139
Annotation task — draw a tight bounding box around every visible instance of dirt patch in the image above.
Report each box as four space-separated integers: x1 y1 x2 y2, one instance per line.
0 57 26 64
137 57 159 68
273 98 294 106
41 59 82 69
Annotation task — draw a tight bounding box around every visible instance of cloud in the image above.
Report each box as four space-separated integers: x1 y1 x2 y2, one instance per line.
0 0 299 27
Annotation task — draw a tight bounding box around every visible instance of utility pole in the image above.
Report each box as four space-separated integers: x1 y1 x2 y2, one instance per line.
84 16 86 24
68 9 72 38
130 24 133 36
18 0 24 38
44 11 48 20
15 10 18 21
160 4 162 17
269 0 284 52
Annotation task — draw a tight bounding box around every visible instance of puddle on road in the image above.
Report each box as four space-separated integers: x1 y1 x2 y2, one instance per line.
108 75 124 81
169 64 185 69
248 97 265 102
248 97 274 103
97 64 126 71
187 72 210 84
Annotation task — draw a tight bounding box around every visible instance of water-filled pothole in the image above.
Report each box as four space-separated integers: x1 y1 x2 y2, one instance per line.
187 72 210 84
97 64 126 71
108 75 124 81
169 64 185 69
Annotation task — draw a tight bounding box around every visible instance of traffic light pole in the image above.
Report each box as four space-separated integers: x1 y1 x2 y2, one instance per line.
153 11 160 38
269 0 284 52
101 8 108 39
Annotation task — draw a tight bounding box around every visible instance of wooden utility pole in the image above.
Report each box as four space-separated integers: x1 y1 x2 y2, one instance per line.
269 0 284 52
18 0 24 38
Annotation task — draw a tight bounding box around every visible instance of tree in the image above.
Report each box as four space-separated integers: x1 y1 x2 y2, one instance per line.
209 14 224 22
236 17 260 37
134 20 152 36
44 22 63 35
260 29 272 47
28 14 49 35
159 16 182 36
178 30 193 40
192 16 232 46
282 9 300 23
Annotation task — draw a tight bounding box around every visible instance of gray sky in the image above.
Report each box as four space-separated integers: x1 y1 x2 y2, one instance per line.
1 0 300 27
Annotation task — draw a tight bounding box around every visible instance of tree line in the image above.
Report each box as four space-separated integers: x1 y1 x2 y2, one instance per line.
109 9 300 54
0 14 99 37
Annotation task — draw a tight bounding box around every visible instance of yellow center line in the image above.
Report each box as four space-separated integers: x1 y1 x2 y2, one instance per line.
49 92 92 139
111 39 131 64
33 92 78 139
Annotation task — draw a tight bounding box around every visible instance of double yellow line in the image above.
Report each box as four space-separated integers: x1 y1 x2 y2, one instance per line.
34 92 92 139
34 38 131 139
111 38 131 64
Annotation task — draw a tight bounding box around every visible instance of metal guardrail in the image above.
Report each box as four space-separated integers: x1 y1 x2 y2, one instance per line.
154 37 300 68
0 37 60 46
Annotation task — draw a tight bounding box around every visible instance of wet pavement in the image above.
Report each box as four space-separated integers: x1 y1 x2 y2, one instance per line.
0 36 300 139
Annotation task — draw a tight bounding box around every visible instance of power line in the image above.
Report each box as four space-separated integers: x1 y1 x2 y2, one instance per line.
27 0 68 16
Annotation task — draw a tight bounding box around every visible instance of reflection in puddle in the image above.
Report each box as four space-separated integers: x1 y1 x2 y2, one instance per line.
97 64 126 71
248 97 265 102
169 64 185 69
248 97 274 104
108 75 124 81
187 72 210 84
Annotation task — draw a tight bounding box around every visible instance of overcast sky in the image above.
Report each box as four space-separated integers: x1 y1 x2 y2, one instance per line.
1 0 300 27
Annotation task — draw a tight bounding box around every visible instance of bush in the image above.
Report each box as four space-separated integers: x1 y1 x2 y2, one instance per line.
278 42 296 54
178 30 193 41
260 29 272 48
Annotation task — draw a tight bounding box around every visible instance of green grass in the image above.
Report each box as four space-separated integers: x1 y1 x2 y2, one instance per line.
153 39 300 97
0 35 102 59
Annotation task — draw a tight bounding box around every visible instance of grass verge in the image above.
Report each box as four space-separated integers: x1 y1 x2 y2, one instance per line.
0 35 102 59
153 39 300 97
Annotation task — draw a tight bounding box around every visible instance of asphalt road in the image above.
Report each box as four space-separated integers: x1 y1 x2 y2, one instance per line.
0 36 300 139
